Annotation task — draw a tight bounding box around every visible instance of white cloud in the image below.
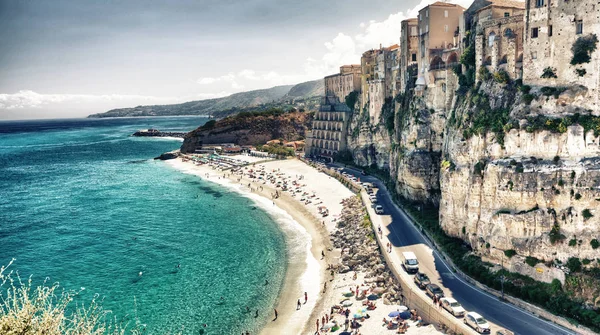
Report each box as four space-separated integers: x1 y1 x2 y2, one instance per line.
197 73 243 89
0 90 229 110
197 77 217 85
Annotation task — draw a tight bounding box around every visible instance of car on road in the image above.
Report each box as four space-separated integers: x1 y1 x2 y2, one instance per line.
464 311 491 334
413 272 430 289
440 297 465 317
425 284 444 299
374 205 384 214
369 195 377 203
367 188 374 195
495 329 514 335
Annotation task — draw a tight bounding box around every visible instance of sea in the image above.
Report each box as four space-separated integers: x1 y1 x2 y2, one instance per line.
0 116 289 334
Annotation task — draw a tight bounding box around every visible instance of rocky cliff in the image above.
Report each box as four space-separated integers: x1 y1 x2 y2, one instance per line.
345 71 600 284
180 110 312 153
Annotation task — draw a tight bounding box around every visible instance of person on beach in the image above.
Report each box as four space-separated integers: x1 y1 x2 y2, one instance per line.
304 291 308 304
265 279 269 285
297 299 301 310
255 310 258 318
321 250 325 259
316 319 319 332
274 309 278 320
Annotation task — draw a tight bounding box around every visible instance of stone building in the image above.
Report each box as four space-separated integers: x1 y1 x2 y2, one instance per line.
360 49 379 107
400 18 419 92
360 45 398 124
324 65 361 104
474 0 525 80
522 0 600 108
304 96 353 161
417 1 465 85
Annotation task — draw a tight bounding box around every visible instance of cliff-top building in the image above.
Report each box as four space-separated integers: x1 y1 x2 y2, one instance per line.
522 0 600 108
417 2 465 85
400 18 419 92
324 64 361 104
474 0 525 80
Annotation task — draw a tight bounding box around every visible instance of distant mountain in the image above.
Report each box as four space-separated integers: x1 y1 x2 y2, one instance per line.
87 79 323 118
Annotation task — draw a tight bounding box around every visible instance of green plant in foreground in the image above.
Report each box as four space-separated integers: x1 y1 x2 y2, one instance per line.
591 239 600 249
582 209 594 220
504 249 517 258
571 34 598 65
0 260 137 335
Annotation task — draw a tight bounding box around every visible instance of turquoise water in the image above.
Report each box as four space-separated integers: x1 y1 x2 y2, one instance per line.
0 117 287 334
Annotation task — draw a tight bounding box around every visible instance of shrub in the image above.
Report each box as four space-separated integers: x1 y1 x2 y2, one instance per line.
569 239 577 247
582 258 591 265
200 119 217 130
570 171 576 179
575 193 582 200
345 91 359 111
478 66 492 81
571 34 598 65
540 86 566 98
591 239 600 249
541 67 558 79
504 249 517 258
522 94 535 105
549 224 566 244
558 179 564 187
460 44 476 67
493 70 511 84
566 257 582 272
525 256 540 267
576 68 587 77
519 85 531 94
582 209 593 220
553 156 560 164
462 226 466 235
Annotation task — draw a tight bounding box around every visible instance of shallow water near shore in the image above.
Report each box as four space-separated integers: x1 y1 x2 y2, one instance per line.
0 117 287 334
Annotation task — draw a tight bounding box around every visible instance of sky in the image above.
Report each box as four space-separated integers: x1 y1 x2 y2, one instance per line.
0 0 473 120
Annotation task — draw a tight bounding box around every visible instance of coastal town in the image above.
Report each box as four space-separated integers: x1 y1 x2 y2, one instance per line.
3 0 600 334
169 0 600 334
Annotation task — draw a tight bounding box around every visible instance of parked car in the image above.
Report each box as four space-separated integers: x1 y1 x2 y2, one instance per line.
413 272 430 289
425 284 444 299
464 312 491 334
375 205 384 214
367 188 374 195
440 297 465 317
369 195 377 203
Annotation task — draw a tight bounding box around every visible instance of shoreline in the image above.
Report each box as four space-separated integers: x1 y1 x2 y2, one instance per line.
165 156 350 334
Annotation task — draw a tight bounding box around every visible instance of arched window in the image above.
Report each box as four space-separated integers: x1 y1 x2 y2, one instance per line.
430 56 445 70
504 28 514 38
484 56 492 66
500 55 508 64
488 32 496 47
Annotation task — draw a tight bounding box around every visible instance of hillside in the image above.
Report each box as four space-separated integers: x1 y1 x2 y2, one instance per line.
180 109 312 153
88 79 323 118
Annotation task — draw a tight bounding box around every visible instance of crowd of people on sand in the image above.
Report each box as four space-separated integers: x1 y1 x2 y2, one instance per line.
185 157 439 335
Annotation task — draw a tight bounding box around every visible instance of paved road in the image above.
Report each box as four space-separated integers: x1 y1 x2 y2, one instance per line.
329 163 575 335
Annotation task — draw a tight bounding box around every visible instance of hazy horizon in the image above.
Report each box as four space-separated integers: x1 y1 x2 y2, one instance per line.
0 0 473 120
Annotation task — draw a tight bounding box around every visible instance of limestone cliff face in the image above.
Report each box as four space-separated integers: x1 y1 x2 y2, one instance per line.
346 73 600 279
440 81 600 273
180 111 311 153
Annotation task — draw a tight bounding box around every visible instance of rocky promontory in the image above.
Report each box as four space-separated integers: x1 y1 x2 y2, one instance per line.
180 109 312 153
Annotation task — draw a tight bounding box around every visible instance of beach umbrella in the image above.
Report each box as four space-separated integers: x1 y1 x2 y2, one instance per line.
339 332 352 335
399 311 411 320
388 311 401 318
367 294 379 301
398 305 408 312
341 299 353 307
353 313 364 319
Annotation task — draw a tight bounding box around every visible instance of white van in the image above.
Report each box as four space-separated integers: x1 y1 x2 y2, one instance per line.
401 251 419 273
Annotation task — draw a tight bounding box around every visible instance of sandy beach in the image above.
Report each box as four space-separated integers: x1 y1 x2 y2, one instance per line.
167 155 443 335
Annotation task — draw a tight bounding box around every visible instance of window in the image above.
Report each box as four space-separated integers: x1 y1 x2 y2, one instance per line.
488 32 496 47
426 25 429 33
444 25 449 32
444 10 448 18
419 28 422 35
532 27 539 38
548 25 553 37
411 27 417 36
576 20 583 34
532 51 537 59
426 9 429 17
411 53 417 61
535 0 544 7
504 12 510 17
419 14 421 21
